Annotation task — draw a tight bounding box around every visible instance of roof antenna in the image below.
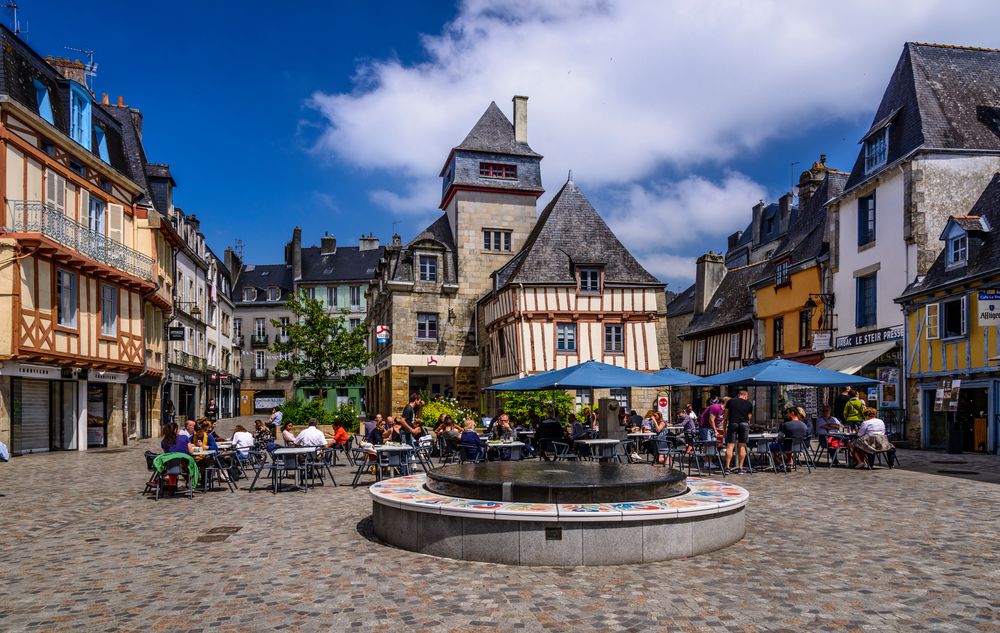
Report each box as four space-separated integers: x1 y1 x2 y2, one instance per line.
2 2 21 35
233 238 245 262
391 220 401 235
64 46 98 91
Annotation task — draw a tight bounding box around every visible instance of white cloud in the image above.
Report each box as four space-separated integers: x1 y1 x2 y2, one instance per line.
308 0 1000 277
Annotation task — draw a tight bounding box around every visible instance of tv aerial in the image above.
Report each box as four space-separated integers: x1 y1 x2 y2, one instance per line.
64 45 98 91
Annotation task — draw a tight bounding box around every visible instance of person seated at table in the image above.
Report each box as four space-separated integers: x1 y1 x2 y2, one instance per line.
281 421 297 446
231 424 255 460
295 418 329 448
536 414 566 461
849 408 891 468
179 419 195 439
813 405 843 464
253 419 273 447
568 413 588 440
459 418 489 460
769 407 809 470
386 418 405 444
202 418 224 442
364 414 380 436
188 421 218 466
366 417 387 446
627 409 643 432
494 415 517 442
640 410 656 432
410 418 427 444
329 420 350 447
160 421 188 454
679 405 698 437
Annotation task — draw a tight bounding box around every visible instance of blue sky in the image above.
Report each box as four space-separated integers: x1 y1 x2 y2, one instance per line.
20 1 1000 290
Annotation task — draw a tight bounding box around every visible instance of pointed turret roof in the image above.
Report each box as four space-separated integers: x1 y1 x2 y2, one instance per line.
500 179 660 287
453 101 541 158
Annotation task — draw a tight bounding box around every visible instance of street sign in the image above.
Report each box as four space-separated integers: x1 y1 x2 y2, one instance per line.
835 325 903 349
376 324 391 343
977 291 1000 327
656 395 669 420
168 326 185 341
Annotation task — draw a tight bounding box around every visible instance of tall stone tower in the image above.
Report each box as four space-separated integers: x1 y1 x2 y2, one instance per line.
439 96 544 300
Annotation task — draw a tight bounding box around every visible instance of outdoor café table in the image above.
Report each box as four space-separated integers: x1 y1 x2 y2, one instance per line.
189 448 237 493
216 441 233 450
827 432 859 467
486 440 525 461
272 446 320 491
628 432 655 456
574 438 621 462
374 443 414 477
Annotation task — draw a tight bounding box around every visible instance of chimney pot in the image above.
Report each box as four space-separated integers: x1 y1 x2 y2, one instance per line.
512 95 528 144
117 96 124 107
321 235 337 256
694 252 726 315
101 93 109 105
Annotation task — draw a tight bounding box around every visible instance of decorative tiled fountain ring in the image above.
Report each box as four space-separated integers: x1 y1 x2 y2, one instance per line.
370 463 748 566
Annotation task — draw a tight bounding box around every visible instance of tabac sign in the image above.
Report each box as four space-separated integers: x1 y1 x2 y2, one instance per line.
978 291 1000 327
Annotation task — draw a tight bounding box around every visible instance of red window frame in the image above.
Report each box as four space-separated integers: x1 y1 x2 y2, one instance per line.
479 162 517 179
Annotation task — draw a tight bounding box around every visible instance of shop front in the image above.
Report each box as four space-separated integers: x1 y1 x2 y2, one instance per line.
166 368 203 422
87 371 127 448
0 362 85 455
919 379 997 453
206 372 237 419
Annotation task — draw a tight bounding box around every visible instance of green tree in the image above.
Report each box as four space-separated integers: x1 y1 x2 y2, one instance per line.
270 290 371 387
499 391 574 425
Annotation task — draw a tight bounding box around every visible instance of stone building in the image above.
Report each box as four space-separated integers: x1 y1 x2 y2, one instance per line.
366 97 543 414
478 177 668 412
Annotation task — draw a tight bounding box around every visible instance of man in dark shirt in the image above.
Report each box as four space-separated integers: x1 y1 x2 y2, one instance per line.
771 407 809 470
399 393 422 446
832 386 851 427
627 410 643 430
723 390 754 473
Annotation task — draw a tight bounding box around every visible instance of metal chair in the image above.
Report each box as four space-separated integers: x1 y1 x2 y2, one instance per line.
143 452 193 500
411 445 435 473
777 436 814 473
550 441 577 461
459 443 487 464
748 438 776 472
203 451 237 493
351 448 379 487
687 440 726 477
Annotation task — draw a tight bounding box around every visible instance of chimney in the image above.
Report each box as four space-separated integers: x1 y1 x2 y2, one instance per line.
797 154 829 209
291 227 302 280
727 230 743 251
358 232 380 252
391 233 402 247
778 192 794 232
224 246 242 278
751 200 765 245
46 56 88 86
101 93 109 105
512 95 528 144
187 214 200 230
694 252 726 315
321 232 337 256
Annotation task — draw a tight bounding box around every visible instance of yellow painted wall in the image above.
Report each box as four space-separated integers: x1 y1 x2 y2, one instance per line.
755 265 822 357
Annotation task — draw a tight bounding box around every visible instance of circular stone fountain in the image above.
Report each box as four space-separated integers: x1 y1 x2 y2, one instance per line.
370 463 747 566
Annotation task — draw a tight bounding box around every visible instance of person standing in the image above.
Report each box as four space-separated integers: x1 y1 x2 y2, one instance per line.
399 393 422 446
833 386 852 427
723 391 753 473
205 399 218 423
698 399 725 442
843 390 867 431
163 399 176 427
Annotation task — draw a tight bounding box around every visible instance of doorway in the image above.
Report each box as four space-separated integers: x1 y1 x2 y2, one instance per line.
179 385 197 421
87 383 108 448
50 380 78 450
924 386 989 452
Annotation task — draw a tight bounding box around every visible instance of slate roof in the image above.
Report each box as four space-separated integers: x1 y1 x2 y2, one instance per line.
453 102 541 158
300 245 385 283
682 261 769 337
500 179 662 287
667 283 695 317
947 215 991 233
899 172 1000 298
375 214 459 284
232 264 294 305
102 104 154 207
846 43 1000 190
756 170 847 283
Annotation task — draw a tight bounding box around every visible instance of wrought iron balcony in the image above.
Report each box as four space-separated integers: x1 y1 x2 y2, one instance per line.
251 368 268 379
251 334 268 347
276 334 290 344
234 334 244 347
6 201 154 281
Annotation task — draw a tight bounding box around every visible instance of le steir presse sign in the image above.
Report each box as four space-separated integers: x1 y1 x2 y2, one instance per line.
978 291 1000 327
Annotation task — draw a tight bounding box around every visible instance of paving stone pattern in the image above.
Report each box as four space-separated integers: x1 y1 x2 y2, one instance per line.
0 441 998 632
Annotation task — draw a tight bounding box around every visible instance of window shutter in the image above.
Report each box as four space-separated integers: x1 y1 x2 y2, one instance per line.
925 303 940 340
79 189 89 229
45 170 66 213
960 295 967 336
108 203 124 243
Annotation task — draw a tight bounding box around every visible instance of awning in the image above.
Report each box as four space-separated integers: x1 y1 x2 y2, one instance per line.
816 341 897 375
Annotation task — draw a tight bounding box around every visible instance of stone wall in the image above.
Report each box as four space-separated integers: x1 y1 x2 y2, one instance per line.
666 312 693 370
455 367 480 410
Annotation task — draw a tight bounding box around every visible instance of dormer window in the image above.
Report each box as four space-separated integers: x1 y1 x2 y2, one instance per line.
578 268 602 294
775 260 790 286
267 286 280 301
948 234 968 267
419 255 437 282
94 124 110 163
864 128 888 174
69 83 92 148
34 80 53 124
479 162 517 179
243 288 256 302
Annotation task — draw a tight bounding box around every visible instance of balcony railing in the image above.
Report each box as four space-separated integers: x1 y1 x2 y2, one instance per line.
234 334 244 347
251 334 268 347
172 349 208 371
251 368 268 379
276 334 289 344
6 201 154 281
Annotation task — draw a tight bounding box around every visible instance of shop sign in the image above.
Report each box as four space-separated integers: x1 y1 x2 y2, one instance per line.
255 396 285 409
934 379 961 413
879 368 899 407
376 325 391 344
811 333 832 352
168 326 186 341
835 325 903 349
89 371 126 384
977 290 1000 327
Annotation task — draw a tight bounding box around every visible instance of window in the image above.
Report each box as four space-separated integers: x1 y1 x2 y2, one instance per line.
483 229 512 251
45 170 66 214
858 193 876 246
498 328 507 358
234 318 242 338
864 128 888 174
610 388 629 411
100 285 117 336
479 162 517 179
798 309 811 350
279 317 290 338
268 287 280 302
941 296 967 339
34 80 53 124
855 273 877 328
349 318 361 331
773 317 784 354
88 197 106 236
207 343 217 367
948 234 968 267
417 313 438 341
327 287 337 307
255 318 266 337
243 288 256 302
69 83 91 148
604 323 624 353
255 351 265 371
419 255 437 282
775 260 790 286
304 287 315 300
579 268 601 294
557 323 577 352
728 332 741 359
57 270 78 328
695 339 706 364
94 125 109 163
350 286 361 307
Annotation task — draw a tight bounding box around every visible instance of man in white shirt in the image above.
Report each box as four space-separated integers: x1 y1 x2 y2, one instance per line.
294 418 330 447
178 419 195 438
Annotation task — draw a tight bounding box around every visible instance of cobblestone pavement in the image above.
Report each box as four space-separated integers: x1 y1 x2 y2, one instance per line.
1 439 998 632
